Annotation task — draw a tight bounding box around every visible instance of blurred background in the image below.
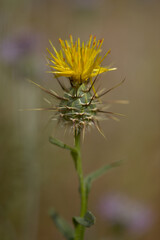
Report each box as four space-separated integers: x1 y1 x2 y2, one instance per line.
0 0 160 239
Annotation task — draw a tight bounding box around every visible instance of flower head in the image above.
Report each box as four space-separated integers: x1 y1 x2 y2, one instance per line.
27 35 125 135
47 35 116 86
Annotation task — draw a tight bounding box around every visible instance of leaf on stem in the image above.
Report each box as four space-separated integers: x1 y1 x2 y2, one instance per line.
49 136 74 151
49 208 74 240
49 136 78 169
85 160 122 195
73 211 96 228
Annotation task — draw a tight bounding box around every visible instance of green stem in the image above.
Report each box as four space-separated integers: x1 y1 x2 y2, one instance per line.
74 129 87 240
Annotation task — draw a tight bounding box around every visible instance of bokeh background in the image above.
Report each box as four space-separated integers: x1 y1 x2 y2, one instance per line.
0 0 160 239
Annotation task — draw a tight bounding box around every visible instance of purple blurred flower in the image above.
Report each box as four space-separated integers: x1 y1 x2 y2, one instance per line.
99 193 154 235
0 32 37 63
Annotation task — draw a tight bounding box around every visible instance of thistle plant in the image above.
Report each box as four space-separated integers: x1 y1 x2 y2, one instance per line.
29 35 125 240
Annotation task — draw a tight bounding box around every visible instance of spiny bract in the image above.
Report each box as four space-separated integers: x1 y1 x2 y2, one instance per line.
57 84 98 130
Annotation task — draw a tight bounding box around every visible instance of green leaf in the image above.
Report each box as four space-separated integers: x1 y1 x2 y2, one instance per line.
49 136 78 168
49 209 74 240
73 211 96 228
85 160 122 195
49 136 74 151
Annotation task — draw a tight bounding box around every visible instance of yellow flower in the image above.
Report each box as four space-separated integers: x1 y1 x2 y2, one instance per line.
47 35 116 85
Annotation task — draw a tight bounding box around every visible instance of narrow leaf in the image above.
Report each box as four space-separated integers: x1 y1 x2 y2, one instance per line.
85 160 122 194
49 209 74 240
49 136 74 151
73 211 96 228
49 137 78 169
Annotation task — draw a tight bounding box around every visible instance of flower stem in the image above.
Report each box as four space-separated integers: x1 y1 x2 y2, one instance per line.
74 129 87 240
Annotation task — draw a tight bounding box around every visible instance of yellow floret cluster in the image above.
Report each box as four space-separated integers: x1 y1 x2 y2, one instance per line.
47 35 116 85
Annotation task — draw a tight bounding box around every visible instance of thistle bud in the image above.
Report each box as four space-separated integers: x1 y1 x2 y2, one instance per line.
46 35 120 133
28 36 125 135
